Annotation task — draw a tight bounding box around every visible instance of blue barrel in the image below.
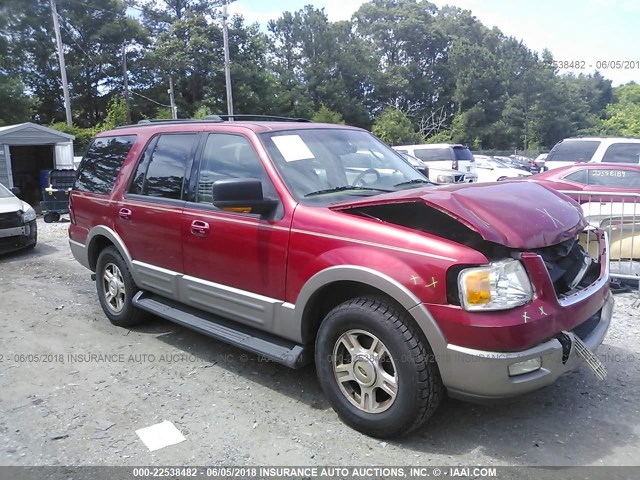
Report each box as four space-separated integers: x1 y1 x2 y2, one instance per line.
39 169 52 189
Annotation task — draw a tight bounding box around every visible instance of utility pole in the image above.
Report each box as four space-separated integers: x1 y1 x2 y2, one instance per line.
122 44 131 124
222 1 234 118
168 77 178 119
50 0 72 126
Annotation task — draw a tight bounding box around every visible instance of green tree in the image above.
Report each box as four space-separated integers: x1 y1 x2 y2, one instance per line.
372 107 421 145
0 76 33 126
102 96 129 130
600 83 640 136
311 105 345 124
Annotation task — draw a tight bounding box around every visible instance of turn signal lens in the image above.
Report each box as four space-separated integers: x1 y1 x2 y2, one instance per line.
463 272 491 305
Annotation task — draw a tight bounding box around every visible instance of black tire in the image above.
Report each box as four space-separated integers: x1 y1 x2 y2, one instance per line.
315 297 443 438
95 246 149 327
43 212 55 223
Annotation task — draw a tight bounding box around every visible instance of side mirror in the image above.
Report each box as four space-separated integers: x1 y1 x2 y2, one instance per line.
10 186 22 197
212 179 278 216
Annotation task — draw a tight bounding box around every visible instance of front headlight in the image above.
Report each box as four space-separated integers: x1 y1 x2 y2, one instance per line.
458 259 533 311
437 175 453 183
22 207 36 223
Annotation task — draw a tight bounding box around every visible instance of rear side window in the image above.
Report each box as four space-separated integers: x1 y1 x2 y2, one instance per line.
546 140 600 163
588 168 640 188
453 146 474 161
74 135 135 194
601 143 640 164
413 148 451 162
563 170 588 185
130 134 196 199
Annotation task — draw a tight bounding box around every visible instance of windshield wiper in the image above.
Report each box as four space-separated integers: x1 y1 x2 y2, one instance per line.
304 185 393 197
393 178 433 188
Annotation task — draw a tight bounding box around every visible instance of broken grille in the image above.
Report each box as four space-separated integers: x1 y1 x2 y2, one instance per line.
530 236 601 298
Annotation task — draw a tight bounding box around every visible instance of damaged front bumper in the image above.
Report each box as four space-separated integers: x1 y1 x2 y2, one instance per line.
440 291 613 401
435 229 614 401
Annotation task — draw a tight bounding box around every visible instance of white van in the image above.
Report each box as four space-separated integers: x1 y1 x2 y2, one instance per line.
393 144 477 181
545 137 640 170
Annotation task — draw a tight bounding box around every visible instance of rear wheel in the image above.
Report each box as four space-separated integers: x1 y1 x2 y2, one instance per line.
95 246 149 327
315 297 443 438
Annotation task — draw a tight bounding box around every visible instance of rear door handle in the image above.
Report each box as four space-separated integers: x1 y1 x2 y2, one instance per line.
119 208 132 220
190 220 210 236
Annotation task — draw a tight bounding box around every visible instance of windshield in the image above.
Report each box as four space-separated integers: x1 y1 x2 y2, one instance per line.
0 183 14 198
260 128 429 205
547 140 600 163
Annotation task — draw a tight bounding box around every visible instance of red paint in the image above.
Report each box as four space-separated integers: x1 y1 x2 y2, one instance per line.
69 122 611 353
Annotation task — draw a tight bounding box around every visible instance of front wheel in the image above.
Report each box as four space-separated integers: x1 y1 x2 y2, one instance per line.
95 246 149 327
315 297 443 438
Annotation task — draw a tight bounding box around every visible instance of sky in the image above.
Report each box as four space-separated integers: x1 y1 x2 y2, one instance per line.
227 0 640 86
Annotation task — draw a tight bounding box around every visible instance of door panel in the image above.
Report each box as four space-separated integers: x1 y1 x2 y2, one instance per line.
114 133 197 275
181 132 289 331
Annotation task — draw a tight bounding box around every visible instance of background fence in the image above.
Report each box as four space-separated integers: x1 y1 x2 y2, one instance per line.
559 190 639 295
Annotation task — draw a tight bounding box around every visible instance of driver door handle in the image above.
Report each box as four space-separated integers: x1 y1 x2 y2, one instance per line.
190 220 210 236
118 208 132 220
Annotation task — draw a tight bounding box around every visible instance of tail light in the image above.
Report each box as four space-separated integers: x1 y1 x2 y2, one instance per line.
452 160 458 170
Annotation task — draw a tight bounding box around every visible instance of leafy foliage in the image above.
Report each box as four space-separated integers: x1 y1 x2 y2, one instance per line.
0 0 629 150
311 105 345 124
372 107 421 145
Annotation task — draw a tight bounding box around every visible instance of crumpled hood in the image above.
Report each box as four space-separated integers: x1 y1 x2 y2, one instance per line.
332 181 587 249
0 196 26 214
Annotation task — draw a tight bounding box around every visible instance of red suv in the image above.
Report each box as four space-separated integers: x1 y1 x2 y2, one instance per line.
69 116 613 438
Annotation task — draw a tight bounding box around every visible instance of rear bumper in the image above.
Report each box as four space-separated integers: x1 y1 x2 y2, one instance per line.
440 291 613 401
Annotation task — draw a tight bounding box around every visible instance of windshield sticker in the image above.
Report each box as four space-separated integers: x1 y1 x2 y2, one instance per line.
272 135 315 162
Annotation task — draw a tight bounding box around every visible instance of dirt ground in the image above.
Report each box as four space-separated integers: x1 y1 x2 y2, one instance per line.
0 218 639 467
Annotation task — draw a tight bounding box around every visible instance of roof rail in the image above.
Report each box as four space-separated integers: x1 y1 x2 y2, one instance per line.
113 114 311 129
217 114 311 122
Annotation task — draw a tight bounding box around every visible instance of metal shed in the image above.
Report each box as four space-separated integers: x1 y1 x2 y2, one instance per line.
0 123 75 206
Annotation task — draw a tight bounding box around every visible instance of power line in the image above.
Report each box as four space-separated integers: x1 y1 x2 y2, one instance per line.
57 14 98 67
129 89 171 108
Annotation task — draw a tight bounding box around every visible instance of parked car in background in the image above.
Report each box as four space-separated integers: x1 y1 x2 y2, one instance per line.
581 202 640 261
528 164 640 203
69 116 612 438
529 164 640 261
510 154 538 172
392 144 477 181
397 152 430 179
474 155 532 182
399 152 472 184
534 153 548 171
0 183 37 254
545 137 640 171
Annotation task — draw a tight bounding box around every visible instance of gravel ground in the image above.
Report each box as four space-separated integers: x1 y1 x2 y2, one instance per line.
0 218 639 467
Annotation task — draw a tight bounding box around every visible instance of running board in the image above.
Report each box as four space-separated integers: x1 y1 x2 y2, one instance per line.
132 291 309 369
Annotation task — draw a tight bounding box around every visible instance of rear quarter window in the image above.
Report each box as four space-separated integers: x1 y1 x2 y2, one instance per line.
546 140 600 163
74 135 136 194
413 148 451 162
453 147 474 161
601 143 640 164
588 168 640 188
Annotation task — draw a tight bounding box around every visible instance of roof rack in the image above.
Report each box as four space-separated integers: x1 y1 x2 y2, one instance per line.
114 114 311 129
215 114 311 122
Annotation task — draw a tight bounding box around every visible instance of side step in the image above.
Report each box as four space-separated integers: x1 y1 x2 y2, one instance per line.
133 291 310 369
